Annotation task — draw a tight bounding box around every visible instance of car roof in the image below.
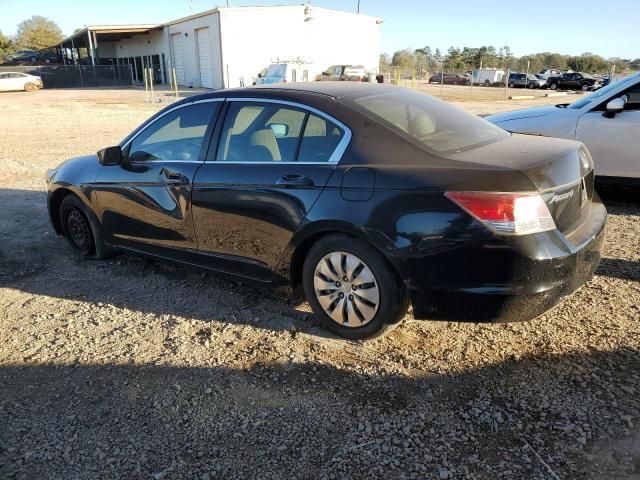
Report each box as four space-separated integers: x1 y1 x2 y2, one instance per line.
187 82 397 102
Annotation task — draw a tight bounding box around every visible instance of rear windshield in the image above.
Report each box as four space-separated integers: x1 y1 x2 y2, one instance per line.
351 88 509 154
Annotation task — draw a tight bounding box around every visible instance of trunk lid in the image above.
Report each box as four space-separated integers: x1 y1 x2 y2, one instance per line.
445 134 594 232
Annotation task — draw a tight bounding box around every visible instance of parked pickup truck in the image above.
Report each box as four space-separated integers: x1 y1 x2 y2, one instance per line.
546 72 602 91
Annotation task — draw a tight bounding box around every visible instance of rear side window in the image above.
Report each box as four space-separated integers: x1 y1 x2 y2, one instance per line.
352 89 509 154
217 101 345 163
298 114 344 163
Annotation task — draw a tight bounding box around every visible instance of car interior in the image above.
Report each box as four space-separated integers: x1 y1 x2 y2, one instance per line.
218 103 343 163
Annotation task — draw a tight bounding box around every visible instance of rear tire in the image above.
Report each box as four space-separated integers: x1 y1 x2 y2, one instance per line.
484 80 491 87
508 82 515 88
581 84 589 92
59 195 110 259
302 234 408 340
550 83 558 90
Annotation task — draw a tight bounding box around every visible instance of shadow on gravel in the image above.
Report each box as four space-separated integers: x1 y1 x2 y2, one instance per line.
1 186 640 339
1 349 639 479
596 184 640 206
0 188 331 337
597 258 640 282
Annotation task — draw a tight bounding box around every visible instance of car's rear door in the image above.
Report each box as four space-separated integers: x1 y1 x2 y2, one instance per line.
575 82 640 178
191 98 351 280
94 99 222 256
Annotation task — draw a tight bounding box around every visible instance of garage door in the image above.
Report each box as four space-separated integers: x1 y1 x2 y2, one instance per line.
196 28 213 88
170 33 185 85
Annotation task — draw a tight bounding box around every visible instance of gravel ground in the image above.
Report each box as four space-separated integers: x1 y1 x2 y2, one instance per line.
0 87 639 480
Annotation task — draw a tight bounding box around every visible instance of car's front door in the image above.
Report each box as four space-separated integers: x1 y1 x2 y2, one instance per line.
94 99 222 255
575 83 640 178
191 99 350 280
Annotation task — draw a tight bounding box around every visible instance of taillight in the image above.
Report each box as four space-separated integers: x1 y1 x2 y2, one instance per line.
445 191 556 235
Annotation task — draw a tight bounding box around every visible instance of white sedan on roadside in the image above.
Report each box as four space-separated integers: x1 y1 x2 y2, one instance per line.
0 72 43 92
487 72 640 184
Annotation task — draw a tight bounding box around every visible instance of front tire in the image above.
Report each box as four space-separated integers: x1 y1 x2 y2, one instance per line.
302 235 408 340
24 82 37 92
59 195 110 259
549 83 558 90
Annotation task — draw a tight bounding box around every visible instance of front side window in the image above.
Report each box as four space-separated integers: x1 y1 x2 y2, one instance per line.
352 89 509 154
569 75 640 109
217 101 345 163
127 102 219 162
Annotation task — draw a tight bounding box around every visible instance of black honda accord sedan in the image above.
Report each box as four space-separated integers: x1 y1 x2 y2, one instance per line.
46 83 607 339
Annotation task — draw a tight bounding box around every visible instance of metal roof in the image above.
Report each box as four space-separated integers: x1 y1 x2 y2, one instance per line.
56 24 161 46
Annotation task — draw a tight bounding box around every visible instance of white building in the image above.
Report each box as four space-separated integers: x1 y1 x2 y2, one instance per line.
55 5 382 89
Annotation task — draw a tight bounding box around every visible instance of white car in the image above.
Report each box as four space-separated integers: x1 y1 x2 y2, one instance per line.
487 72 640 183
0 72 43 92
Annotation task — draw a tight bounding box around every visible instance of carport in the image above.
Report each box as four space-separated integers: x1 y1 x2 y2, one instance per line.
55 25 160 67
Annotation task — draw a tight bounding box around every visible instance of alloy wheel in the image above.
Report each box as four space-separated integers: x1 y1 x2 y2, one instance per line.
313 251 380 327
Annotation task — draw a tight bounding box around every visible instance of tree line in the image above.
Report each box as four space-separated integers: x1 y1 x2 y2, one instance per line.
0 16 64 60
382 46 640 75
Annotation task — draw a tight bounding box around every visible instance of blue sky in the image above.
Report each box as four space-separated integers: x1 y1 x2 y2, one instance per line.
0 0 637 58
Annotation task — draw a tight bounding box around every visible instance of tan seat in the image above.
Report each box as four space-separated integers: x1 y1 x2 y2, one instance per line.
409 114 436 138
250 129 281 161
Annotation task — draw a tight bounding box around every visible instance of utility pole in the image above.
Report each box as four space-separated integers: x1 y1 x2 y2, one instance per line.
357 0 360 13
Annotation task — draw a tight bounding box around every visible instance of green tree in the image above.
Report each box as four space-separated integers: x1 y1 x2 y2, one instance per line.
379 52 391 70
567 53 609 73
414 50 427 76
15 15 63 50
0 30 15 61
434 48 443 66
444 47 465 71
391 48 416 69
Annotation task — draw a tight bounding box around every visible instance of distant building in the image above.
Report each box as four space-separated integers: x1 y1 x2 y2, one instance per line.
54 5 382 89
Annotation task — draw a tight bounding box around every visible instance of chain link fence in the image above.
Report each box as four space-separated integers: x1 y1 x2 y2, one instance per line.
0 65 134 88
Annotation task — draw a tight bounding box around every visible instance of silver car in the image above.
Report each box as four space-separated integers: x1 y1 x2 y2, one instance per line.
487 73 640 183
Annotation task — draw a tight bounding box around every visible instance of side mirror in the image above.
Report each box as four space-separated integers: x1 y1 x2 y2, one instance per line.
604 97 625 118
258 73 263 78
97 146 123 165
269 123 288 138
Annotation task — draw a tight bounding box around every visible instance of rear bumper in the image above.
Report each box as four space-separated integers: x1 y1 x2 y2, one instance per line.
407 198 607 323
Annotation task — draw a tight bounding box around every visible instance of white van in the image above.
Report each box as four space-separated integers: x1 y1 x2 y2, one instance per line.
255 62 313 85
471 69 506 87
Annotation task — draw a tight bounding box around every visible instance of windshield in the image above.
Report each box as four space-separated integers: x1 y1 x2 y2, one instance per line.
265 64 286 77
344 67 365 75
568 74 639 109
351 88 509 154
